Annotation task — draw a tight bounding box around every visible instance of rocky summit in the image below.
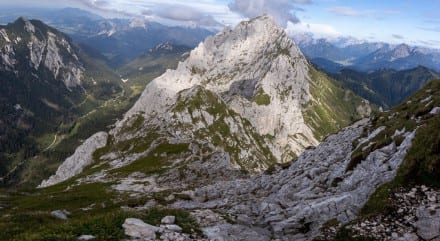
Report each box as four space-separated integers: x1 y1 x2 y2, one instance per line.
121 14 370 163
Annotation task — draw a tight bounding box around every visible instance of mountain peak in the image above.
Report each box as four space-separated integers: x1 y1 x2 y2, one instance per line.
1 17 84 88
119 15 367 164
13 17 36 33
233 14 280 38
395 43 410 49
392 43 411 59
244 14 278 27
183 14 303 89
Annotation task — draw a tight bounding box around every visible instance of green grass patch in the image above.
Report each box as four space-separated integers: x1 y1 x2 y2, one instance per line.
120 115 146 134
15 182 114 212
398 114 440 187
109 142 189 176
253 88 271 106
304 67 368 140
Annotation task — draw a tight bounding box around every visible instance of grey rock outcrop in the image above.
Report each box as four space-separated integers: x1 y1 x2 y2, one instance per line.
77 235 96 240
122 217 205 241
0 18 84 89
51 209 70 220
430 106 440 115
161 216 176 224
39 132 108 188
123 218 157 240
415 206 440 240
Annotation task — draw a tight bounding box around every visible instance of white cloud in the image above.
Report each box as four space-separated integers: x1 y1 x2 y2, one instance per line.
328 6 401 18
146 4 223 27
228 0 312 27
328 6 362 17
0 0 284 28
286 21 340 37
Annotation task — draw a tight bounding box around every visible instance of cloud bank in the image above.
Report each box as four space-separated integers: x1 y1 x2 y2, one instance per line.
72 0 222 28
146 4 223 27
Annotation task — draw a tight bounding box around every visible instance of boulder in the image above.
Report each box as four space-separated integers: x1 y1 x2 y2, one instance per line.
414 207 440 240
77 235 95 240
122 218 157 240
161 215 176 224
51 210 70 220
162 224 183 232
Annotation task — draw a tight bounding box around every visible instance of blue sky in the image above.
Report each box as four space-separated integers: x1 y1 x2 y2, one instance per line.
1 0 439 48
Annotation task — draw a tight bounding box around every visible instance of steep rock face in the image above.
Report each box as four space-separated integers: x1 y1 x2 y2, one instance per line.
39 132 108 188
0 17 83 88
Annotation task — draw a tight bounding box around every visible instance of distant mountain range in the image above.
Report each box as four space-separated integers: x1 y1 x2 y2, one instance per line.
329 66 440 109
0 7 213 67
295 34 440 110
72 19 212 67
292 34 440 73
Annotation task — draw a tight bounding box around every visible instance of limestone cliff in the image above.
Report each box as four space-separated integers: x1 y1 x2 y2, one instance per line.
0 17 83 89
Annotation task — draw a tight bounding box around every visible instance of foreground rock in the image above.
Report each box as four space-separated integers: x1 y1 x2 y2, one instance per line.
161 216 176 224
50 209 70 220
323 185 440 241
123 217 204 241
123 218 157 240
77 235 96 241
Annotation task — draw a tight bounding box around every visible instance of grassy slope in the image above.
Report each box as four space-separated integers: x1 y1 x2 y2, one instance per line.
0 180 199 240
304 67 371 140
